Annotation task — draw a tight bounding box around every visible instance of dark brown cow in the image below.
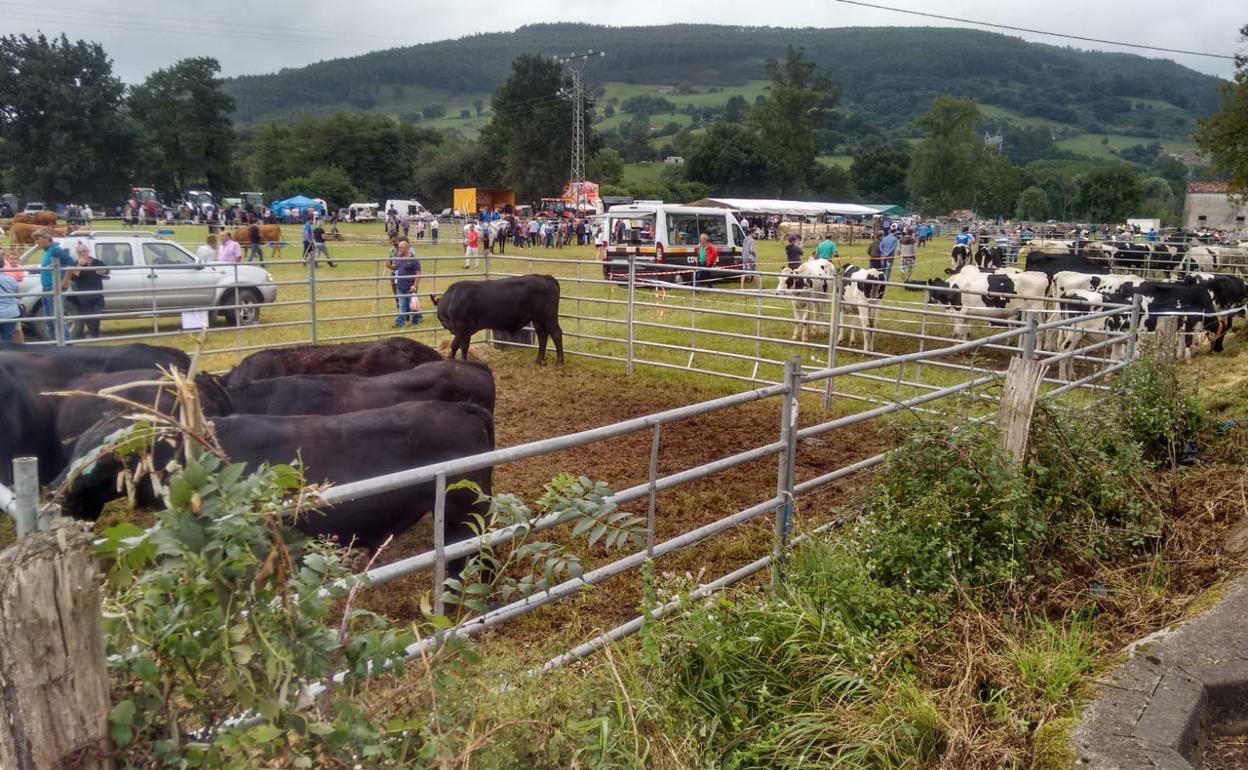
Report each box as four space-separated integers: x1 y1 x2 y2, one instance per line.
223 337 441 386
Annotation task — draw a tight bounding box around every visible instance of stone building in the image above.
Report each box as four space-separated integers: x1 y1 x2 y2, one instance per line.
1184 181 1248 231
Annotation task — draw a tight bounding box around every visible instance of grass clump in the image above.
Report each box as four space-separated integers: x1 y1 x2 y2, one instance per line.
1112 351 1208 466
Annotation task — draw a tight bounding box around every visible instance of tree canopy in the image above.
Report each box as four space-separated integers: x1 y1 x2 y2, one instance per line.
1195 24 1248 194
906 96 986 214
748 47 836 195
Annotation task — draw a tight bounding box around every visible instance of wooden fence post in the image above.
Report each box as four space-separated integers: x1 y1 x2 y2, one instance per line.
998 357 1048 461
0 521 114 770
1153 315 1182 364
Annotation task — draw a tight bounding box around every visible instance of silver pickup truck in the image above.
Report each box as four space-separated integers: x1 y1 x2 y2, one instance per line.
17 231 278 338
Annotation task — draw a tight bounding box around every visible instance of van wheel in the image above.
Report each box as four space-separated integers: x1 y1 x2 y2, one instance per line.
221 288 261 326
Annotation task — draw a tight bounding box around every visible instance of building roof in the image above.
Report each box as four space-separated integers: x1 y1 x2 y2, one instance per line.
1187 181 1229 194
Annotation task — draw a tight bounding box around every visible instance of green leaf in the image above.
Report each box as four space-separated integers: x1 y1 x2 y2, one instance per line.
250 724 282 743
231 643 255 665
589 523 608 547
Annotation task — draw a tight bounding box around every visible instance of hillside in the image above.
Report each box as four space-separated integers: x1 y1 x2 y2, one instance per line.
224 23 1223 149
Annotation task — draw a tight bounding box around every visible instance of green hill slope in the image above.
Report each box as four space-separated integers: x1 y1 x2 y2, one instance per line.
224 23 1223 139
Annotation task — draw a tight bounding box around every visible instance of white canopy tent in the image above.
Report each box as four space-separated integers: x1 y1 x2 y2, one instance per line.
688 197 887 218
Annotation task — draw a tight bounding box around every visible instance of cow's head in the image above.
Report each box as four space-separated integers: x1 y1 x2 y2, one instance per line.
776 268 810 294
925 279 959 307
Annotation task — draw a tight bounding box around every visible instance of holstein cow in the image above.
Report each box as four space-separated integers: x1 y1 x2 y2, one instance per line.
776 259 834 343
228 360 496 415
1187 272 1247 352
432 274 565 364
1103 281 1219 360
973 244 1005 270
54 401 495 560
950 244 972 272
926 268 1049 341
840 264 886 351
1023 249 1111 281
13 211 57 226
0 343 191 484
223 337 441 386
1176 245 1248 277
1054 290 1112 381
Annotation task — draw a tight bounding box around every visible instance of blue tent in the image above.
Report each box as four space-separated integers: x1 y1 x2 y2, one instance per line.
270 195 323 217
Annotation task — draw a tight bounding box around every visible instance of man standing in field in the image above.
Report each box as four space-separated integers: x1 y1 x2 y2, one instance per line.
784 234 803 269
311 222 337 267
464 222 480 270
878 227 899 282
218 232 242 263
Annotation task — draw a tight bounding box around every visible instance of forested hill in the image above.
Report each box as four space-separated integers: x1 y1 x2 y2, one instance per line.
223 23 1224 129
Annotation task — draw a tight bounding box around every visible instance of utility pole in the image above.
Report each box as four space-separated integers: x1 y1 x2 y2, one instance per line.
557 50 605 214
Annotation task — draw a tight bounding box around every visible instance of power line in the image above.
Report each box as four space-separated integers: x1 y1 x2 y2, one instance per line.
828 0 1237 61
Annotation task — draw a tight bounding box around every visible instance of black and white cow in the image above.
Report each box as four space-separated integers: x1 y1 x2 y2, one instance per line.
950 244 972 272
839 265 886 351
1186 273 1247 352
973 244 1005 270
777 259 835 342
1103 281 1219 359
926 269 1049 341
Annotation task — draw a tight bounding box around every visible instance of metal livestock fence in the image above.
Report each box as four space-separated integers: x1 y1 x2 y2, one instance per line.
7 242 1233 688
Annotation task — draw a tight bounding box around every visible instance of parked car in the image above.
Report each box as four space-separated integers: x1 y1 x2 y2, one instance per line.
24 201 47 213
16 231 278 339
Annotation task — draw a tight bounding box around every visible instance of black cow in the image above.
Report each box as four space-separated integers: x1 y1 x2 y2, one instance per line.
0 344 191 484
1023 250 1110 280
1188 273 1247 353
54 370 233 467
54 401 495 556
973 245 1005 270
228 360 496 415
432 274 564 364
224 337 441 386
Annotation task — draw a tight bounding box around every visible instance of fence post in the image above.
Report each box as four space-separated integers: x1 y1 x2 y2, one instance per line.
821 271 843 412
772 355 801 594
0 521 114 770
307 253 318 345
627 255 636 377
432 472 447 617
12 457 38 538
645 424 660 558
1125 293 1143 361
998 357 1047 461
52 261 66 346
483 239 493 347
1021 310 1038 360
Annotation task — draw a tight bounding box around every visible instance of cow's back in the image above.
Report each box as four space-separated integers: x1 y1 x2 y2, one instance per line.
225 338 440 384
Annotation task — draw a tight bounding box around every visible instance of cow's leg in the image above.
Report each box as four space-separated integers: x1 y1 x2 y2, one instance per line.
455 333 472 360
533 321 550 364
791 306 802 341
549 320 565 365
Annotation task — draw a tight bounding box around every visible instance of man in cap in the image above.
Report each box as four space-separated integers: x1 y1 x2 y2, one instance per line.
33 230 75 337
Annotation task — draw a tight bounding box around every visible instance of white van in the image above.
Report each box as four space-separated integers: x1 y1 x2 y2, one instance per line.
600 203 744 284
382 199 427 219
348 202 379 222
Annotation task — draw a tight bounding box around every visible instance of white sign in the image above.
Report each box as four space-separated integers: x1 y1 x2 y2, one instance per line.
180 310 209 330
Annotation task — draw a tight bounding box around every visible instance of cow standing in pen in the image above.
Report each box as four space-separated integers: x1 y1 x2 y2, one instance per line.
432 274 565 364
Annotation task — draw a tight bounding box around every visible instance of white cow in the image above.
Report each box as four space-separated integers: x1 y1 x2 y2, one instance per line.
839 264 886 351
927 268 1050 341
776 259 835 342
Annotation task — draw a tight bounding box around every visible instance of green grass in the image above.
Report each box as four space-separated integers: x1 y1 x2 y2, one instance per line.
621 162 668 187
1055 132 1197 162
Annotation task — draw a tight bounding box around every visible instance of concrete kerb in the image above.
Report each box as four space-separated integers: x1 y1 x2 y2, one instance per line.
1070 574 1248 769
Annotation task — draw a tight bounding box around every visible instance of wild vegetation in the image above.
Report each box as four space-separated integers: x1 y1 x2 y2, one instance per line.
80 339 1248 768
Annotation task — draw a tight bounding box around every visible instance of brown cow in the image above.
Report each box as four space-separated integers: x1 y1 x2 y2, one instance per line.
10 222 68 246
233 224 284 260
13 211 57 226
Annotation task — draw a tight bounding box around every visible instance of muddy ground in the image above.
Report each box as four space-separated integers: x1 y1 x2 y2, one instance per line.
351 346 888 650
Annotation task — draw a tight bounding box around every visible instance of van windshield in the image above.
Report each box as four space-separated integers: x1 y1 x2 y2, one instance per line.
607 214 656 246
666 213 727 246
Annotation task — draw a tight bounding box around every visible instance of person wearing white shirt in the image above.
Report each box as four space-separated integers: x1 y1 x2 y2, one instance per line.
195 234 218 264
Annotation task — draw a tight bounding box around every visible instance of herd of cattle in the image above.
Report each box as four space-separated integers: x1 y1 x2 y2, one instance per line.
776 241 1248 375
0 274 568 564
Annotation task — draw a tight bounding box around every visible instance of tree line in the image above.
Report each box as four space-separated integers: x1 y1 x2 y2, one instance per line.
2 31 1239 223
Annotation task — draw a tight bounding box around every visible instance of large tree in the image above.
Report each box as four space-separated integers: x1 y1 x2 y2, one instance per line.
129 57 237 198
1195 24 1248 194
684 122 780 196
0 33 134 203
1073 165 1145 222
851 141 910 203
479 54 594 199
749 47 836 196
906 96 986 214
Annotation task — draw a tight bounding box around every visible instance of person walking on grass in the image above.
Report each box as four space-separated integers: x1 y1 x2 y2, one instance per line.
878 227 899 282
784 234 803 269
899 228 917 281
740 227 759 288
310 222 337 267
247 222 264 264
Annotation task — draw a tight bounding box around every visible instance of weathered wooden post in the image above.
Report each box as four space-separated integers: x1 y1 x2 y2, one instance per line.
0 521 114 770
998 357 1048 461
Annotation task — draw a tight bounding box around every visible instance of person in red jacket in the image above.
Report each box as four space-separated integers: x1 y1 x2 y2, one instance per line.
695 232 718 286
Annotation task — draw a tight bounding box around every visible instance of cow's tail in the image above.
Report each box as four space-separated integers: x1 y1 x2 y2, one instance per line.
429 293 440 306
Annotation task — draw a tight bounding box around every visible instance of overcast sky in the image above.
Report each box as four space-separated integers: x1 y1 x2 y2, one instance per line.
4 0 1242 83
